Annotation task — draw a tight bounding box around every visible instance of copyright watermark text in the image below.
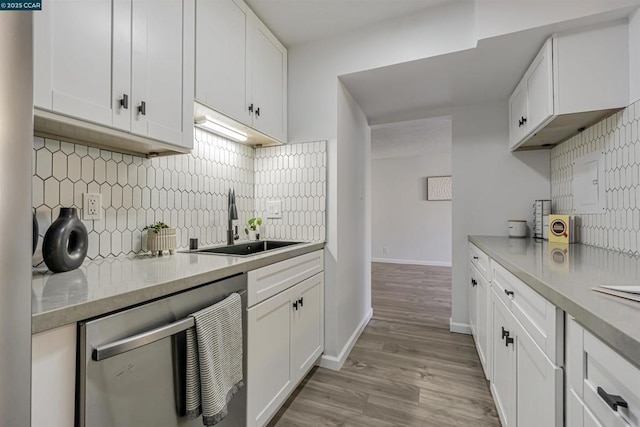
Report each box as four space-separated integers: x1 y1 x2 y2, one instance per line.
0 1 41 10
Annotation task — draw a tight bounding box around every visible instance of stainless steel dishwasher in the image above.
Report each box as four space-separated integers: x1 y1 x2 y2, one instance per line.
77 274 247 427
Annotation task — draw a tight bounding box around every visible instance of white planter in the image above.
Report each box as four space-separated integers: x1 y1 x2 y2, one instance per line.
247 230 258 241
146 228 177 256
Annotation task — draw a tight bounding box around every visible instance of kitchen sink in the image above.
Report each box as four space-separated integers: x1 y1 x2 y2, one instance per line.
188 240 304 256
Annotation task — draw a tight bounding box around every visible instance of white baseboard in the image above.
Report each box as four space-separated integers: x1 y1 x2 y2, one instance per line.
450 318 472 335
319 308 373 371
372 258 452 267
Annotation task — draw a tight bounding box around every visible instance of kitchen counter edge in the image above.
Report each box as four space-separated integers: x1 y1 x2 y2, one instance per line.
469 235 640 368
32 242 325 334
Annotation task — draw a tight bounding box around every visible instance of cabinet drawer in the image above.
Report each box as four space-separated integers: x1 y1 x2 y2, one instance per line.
469 243 490 279
492 261 562 364
248 250 323 307
582 330 639 427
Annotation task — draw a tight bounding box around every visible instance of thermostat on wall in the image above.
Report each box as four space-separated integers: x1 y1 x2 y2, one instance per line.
266 200 282 219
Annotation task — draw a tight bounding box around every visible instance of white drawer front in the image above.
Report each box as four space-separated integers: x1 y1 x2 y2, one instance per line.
470 243 490 279
248 250 324 307
492 261 562 364
583 330 639 427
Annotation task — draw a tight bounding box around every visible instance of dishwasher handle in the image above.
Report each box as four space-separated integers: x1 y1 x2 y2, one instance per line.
92 317 194 361
92 289 246 361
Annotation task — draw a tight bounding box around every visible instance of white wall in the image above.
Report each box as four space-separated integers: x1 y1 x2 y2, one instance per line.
475 0 639 40
450 102 551 330
371 120 452 266
321 82 371 364
630 8 640 103
287 0 477 143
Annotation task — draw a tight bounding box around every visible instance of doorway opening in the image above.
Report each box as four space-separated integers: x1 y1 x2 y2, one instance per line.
370 116 452 329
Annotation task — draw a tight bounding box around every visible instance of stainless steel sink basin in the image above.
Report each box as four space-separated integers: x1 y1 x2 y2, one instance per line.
189 240 304 256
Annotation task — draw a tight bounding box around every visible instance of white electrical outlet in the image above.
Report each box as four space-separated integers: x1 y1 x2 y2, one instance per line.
382 247 389 255
82 193 102 220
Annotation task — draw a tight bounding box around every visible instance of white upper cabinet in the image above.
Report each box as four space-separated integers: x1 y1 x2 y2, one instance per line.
509 82 529 146
130 0 188 146
249 17 287 142
195 0 249 124
34 0 195 156
195 0 287 144
509 21 628 151
34 0 117 127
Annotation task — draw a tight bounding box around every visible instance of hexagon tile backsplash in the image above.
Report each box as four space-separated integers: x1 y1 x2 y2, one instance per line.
32 129 327 266
254 141 326 242
551 98 640 255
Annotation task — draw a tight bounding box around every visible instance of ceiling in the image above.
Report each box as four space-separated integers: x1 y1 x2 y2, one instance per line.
340 28 551 125
244 0 448 47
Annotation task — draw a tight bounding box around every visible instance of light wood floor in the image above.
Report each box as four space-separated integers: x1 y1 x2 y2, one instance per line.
268 263 500 426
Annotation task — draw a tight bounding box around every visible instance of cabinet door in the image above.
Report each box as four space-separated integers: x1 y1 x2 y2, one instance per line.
525 39 554 134
584 406 605 427
508 82 528 148
131 0 185 146
195 0 250 125
33 0 117 127
247 288 294 427
515 321 563 427
491 289 516 427
469 265 478 337
32 325 76 427
567 388 585 427
476 269 490 380
249 17 287 142
291 273 324 384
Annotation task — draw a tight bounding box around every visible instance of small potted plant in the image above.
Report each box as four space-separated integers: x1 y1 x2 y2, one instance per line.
143 221 177 256
244 217 262 241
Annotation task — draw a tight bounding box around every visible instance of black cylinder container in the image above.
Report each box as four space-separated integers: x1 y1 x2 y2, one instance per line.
42 207 88 273
32 212 38 255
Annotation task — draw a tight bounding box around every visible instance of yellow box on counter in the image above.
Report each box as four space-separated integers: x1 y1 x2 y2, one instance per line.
548 214 578 244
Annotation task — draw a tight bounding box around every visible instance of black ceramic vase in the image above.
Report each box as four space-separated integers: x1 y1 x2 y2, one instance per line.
33 212 38 255
42 207 88 273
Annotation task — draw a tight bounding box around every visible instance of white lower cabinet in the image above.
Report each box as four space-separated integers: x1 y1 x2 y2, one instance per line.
247 255 324 427
475 266 490 379
32 324 77 427
469 265 478 336
490 287 562 427
290 274 324 381
566 315 639 427
247 284 294 427
469 244 490 380
491 289 516 426
514 316 562 427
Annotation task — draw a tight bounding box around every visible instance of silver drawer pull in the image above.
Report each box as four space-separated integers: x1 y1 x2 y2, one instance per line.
92 289 246 361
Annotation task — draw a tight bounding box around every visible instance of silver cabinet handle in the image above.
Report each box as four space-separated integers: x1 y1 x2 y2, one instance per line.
92 289 246 361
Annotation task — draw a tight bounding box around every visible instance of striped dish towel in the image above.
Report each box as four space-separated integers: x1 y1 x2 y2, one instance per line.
185 293 244 426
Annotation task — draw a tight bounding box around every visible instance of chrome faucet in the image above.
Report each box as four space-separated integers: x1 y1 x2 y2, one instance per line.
227 189 239 245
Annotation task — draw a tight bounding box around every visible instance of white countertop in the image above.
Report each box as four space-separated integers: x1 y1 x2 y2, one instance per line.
32 242 324 334
470 236 640 367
